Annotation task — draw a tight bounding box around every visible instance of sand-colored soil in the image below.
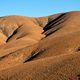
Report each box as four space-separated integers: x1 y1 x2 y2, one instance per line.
0 11 80 80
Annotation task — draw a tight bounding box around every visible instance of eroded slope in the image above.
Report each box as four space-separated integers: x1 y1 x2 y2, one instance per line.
0 11 80 80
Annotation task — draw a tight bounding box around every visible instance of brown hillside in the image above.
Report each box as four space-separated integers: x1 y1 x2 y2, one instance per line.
0 11 80 80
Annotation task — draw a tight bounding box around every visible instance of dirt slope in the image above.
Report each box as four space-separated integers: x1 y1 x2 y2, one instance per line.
0 11 80 80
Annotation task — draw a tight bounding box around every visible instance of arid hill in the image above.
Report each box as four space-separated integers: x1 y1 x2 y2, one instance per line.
0 11 80 80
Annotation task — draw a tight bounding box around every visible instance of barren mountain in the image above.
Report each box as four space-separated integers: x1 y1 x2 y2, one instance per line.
0 11 80 80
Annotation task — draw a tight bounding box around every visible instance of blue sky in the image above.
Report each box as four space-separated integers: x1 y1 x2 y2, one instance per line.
0 0 80 17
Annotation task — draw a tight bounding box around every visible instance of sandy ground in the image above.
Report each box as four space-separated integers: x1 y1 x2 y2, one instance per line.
0 11 80 80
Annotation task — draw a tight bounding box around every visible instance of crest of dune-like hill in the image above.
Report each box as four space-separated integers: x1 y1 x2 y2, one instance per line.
0 11 80 80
